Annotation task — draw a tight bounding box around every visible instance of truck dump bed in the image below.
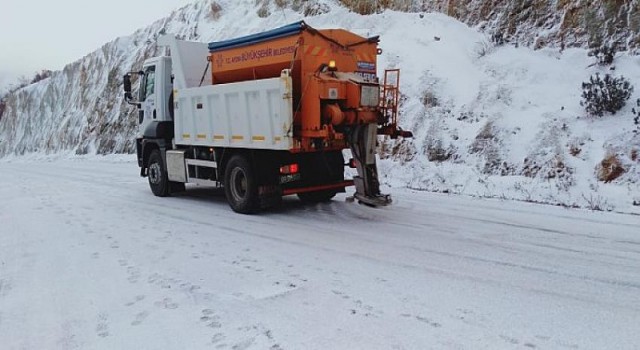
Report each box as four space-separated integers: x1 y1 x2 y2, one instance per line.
173 70 293 150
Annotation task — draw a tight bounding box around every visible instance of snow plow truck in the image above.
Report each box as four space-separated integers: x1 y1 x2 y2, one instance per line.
123 21 412 214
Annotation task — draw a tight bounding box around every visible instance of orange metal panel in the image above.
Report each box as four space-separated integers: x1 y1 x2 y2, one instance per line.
210 35 300 84
208 25 381 152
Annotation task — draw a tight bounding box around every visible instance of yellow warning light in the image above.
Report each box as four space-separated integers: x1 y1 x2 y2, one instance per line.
328 60 337 71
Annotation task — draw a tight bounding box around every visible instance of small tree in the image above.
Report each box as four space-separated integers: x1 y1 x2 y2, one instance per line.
29 69 52 84
581 73 633 117
588 43 616 66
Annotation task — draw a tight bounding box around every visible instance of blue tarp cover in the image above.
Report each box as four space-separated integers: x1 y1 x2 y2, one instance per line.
208 21 306 52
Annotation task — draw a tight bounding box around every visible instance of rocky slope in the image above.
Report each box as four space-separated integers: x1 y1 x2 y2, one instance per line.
0 0 638 212
337 0 640 52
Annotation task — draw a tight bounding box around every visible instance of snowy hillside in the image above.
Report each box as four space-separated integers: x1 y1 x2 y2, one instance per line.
0 0 638 212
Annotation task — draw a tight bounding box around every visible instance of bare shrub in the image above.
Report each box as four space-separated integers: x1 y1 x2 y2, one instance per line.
491 32 506 46
290 0 304 11
393 139 417 163
567 137 585 157
582 192 608 211
257 4 270 17
338 0 407 14
468 121 511 174
522 157 541 178
421 90 439 108
596 154 625 182
30 70 52 84
522 154 574 191
588 43 616 66
469 121 496 153
379 137 417 164
569 145 581 156
457 110 485 123
304 2 330 16
425 139 454 162
209 1 223 20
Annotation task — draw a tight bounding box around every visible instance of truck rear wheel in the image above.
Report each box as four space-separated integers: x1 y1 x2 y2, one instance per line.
224 155 259 214
148 149 170 197
298 190 337 203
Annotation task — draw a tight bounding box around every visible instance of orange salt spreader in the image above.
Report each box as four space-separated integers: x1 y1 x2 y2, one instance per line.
208 21 412 206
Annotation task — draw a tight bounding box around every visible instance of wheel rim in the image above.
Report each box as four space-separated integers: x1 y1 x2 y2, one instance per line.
149 162 162 185
230 167 247 202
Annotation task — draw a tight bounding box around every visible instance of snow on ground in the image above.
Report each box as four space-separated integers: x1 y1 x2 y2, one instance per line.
1 156 639 349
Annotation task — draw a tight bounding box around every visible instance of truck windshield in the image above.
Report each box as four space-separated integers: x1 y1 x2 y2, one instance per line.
139 66 156 101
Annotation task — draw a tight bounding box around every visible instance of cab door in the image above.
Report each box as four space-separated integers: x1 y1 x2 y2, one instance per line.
139 65 156 128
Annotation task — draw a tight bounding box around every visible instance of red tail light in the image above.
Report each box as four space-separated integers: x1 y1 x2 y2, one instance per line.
280 163 299 174
348 158 358 168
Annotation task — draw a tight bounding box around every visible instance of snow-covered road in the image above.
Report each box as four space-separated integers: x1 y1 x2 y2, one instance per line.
1 156 639 349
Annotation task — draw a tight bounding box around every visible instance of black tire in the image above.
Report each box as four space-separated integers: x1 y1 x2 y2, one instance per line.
148 149 169 197
298 189 337 203
224 155 259 214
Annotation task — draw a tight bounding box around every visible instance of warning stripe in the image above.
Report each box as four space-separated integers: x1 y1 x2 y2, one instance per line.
304 45 328 57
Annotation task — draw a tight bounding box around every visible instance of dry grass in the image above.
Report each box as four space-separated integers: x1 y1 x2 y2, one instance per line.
597 154 625 182
337 0 406 15
257 4 270 17
209 1 223 20
569 144 582 156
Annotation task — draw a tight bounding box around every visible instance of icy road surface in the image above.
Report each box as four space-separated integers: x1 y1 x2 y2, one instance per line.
1 157 639 350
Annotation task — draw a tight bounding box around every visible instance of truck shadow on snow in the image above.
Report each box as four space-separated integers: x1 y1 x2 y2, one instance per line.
168 186 317 214
167 185 375 218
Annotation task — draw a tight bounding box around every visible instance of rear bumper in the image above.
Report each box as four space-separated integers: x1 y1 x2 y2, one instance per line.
282 180 354 196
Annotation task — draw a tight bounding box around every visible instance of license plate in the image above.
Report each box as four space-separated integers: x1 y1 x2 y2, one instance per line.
279 173 301 184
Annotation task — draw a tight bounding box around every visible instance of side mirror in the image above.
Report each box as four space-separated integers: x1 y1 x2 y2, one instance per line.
123 71 144 107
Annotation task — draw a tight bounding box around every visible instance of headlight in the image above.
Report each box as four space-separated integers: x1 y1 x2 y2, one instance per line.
360 85 380 107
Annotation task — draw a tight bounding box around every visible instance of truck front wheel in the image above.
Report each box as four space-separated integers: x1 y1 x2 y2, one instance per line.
224 155 259 214
148 149 170 197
